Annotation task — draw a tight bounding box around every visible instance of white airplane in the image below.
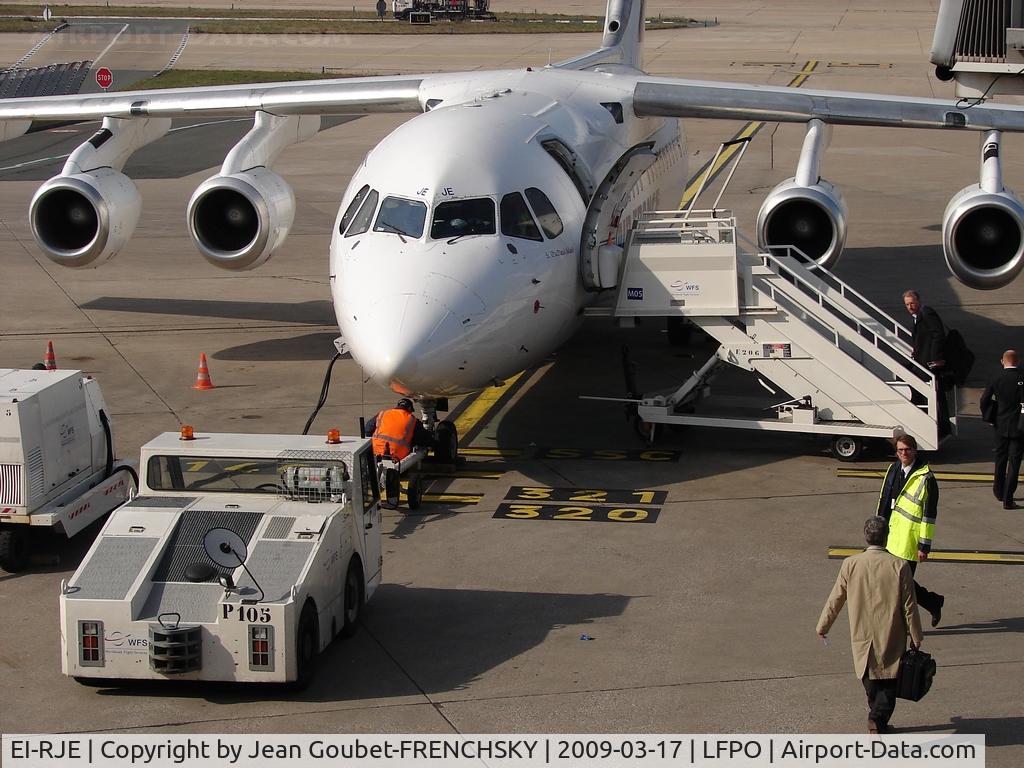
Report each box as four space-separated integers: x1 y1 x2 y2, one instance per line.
3 0 1024 456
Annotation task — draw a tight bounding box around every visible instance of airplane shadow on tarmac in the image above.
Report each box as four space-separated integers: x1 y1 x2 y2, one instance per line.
88 586 630 703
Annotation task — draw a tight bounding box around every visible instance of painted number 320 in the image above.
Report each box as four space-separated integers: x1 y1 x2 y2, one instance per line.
499 503 652 523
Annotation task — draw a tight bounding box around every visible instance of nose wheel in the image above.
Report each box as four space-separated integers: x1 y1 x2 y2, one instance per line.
434 419 459 464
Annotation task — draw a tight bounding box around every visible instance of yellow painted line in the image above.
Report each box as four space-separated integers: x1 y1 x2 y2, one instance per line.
829 547 1024 565
452 371 525 440
837 469 1009 483
421 470 503 480
459 447 522 458
423 493 483 504
679 60 818 210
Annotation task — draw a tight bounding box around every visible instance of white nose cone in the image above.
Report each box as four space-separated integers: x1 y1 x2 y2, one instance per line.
344 293 463 395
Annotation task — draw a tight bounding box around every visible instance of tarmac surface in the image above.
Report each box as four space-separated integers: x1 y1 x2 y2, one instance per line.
1 0 1023 761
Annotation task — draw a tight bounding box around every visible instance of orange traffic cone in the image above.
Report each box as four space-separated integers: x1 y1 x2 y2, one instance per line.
192 353 215 390
43 340 57 370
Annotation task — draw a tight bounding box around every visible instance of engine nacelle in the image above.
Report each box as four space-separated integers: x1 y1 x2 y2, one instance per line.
756 177 848 270
29 168 141 268
942 185 1024 291
187 168 295 271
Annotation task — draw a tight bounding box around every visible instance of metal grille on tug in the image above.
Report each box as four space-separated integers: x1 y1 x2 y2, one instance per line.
151 509 262 583
0 464 21 505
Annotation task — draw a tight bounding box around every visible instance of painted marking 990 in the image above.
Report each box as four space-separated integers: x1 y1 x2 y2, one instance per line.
505 486 667 505
494 503 660 524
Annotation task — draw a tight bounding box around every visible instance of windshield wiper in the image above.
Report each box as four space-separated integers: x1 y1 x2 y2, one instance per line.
376 223 409 243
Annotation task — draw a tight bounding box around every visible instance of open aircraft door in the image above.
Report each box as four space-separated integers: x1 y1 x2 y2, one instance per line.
579 142 656 291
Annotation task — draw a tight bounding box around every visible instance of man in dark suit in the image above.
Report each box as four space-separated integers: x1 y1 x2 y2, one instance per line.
980 350 1024 509
903 290 949 436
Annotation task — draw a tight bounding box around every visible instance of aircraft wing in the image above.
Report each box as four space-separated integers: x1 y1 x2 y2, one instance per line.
632 76 1024 132
0 74 425 121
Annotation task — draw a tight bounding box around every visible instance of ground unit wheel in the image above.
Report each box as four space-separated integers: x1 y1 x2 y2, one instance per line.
831 435 864 462
406 474 423 510
293 600 319 689
434 420 458 464
383 467 401 507
340 559 364 639
666 316 692 347
0 526 30 573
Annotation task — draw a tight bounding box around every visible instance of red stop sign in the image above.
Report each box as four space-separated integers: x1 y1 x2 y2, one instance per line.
95 67 113 90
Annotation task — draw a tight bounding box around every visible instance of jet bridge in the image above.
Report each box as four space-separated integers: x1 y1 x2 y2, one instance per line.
590 210 954 457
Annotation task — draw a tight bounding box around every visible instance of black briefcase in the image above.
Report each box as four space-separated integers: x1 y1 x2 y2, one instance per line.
896 649 936 701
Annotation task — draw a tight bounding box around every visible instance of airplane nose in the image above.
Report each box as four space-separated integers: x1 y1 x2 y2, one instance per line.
348 293 460 392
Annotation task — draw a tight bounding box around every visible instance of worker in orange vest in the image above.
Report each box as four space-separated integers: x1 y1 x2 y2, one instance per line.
366 398 435 459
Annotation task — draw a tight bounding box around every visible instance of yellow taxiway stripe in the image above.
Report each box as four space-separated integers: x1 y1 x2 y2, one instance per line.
679 60 818 210
421 470 504 480
422 493 483 504
836 468 1010 483
459 446 523 458
828 547 1024 565
452 371 525 442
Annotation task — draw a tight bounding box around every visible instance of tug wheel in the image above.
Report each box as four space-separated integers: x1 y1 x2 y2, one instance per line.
293 600 320 689
0 526 30 573
340 559 365 638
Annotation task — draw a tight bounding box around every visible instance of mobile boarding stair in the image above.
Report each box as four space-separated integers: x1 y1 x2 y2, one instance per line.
592 210 954 457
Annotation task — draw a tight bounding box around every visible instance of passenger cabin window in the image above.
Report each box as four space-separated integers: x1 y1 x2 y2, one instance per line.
525 187 564 239
375 196 427 238
345 189 379 237
500 192 542 241
339 184 370 234
431 198 496 239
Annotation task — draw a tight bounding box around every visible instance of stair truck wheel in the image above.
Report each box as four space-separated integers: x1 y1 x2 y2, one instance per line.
434 420 458 464
340 559 365 639
0 526 30 573
831 435 863 462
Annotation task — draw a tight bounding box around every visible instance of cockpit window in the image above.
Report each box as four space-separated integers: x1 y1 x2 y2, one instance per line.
431 198 496 239
524 188 564 239
339 184 370 234
345 189 379 237
500 192 542 242
374 196 427 238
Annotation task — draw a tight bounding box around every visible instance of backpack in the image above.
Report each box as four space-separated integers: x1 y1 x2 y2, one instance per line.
944 328 974 386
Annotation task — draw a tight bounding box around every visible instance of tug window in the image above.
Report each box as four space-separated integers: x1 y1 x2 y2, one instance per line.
525 187 564 239
339 185 370 234
374 196 427 238
431 198 496 239
345 189 379 237
500 192 542 242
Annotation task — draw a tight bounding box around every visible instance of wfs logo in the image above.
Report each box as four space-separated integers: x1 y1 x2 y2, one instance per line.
105 631 148 648
626 287 644 301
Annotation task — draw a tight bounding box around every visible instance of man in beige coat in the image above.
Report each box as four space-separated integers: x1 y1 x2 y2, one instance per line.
817 516 924 734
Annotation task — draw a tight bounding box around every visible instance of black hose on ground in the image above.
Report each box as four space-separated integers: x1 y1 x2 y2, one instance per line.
302 352 343 436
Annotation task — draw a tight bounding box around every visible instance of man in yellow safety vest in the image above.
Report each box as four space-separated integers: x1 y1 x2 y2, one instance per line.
875 434 945 627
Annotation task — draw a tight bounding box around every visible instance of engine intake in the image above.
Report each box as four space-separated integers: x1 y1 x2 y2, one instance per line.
187 168 296 271
29 169 141 268
942 185 1024 289
756 177 848 269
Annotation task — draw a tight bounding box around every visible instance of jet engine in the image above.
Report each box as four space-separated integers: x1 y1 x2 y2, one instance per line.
27 116 170 268
756 119 847 269
29 168 141 268
756 177 848 269
942 131 1024 290
187 168 296 271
